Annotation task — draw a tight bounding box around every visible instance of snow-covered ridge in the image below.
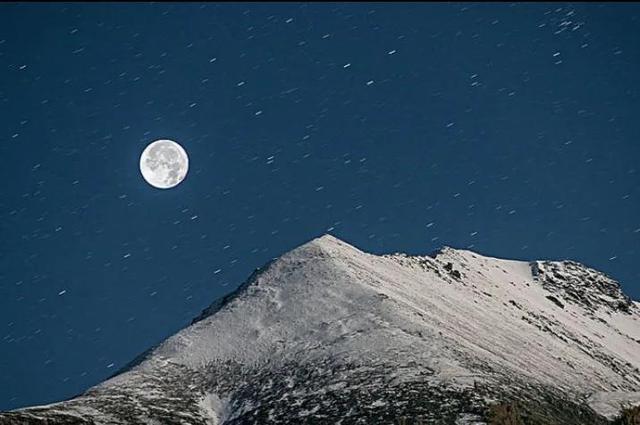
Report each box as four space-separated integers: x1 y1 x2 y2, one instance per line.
2 234 639 424
115 235 640 409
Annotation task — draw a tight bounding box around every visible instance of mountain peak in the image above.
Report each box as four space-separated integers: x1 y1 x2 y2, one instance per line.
291 233 362 256
2 237 639 424
309 233 343 245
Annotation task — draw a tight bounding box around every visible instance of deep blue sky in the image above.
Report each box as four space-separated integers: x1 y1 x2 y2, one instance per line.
1 2 639 411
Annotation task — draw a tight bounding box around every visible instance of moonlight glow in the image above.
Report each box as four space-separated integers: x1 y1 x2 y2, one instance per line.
139 139 189 189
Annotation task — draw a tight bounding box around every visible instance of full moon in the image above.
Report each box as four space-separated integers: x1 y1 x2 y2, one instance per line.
139 139 189 189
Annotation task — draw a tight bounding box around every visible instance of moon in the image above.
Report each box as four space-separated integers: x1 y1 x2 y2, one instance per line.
139 139 189 189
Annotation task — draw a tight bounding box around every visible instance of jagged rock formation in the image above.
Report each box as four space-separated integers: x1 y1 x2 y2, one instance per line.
1 235 639 424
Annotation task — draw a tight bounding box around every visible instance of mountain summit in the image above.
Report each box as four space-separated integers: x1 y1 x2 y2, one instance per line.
2 235 639 424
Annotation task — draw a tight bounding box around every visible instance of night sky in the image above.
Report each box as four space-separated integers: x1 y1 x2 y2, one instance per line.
1 2 639 411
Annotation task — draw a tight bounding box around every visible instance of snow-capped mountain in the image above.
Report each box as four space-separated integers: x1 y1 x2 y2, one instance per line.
1 235 639 424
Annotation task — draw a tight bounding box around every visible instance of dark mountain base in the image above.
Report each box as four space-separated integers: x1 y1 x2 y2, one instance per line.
0 359 616 425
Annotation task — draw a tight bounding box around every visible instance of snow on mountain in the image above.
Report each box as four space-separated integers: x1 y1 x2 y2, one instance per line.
1 234 639 424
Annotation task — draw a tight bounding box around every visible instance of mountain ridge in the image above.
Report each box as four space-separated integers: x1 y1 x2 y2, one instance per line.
1 234 639 424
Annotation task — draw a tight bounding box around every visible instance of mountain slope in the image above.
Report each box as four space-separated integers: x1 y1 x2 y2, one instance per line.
1 235 639 424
